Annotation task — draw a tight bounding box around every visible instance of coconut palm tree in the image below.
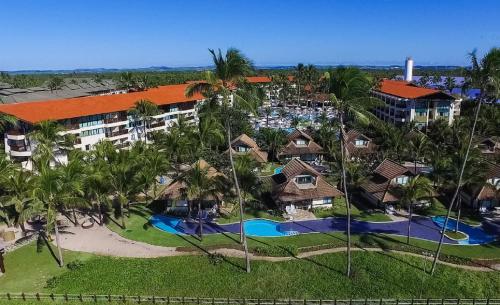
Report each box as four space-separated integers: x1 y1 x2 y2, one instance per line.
400 175 434 244
136 148 170 201
128 99 160 143
117 72 137 91
443 76 456 93
409 132 431 174
257 128 287 162
0 114 17 134
234 154 258 221
186 48 257 273
177 162 221 240
294 63 305 105
263 107 272 127
327 67 381 277
431 48 500 275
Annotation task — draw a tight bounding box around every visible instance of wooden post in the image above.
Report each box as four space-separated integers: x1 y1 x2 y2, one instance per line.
0 248 6 274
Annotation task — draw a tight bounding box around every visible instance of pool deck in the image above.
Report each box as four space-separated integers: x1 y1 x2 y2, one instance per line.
151 215 499 245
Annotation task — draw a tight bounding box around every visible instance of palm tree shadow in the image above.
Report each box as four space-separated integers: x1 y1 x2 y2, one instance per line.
39 233 61 266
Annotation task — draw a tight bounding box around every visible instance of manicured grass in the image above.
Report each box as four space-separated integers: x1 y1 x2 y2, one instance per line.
106 205 500 260
0 243 94 292
313 198 392 222
40 252 500 298
259 162 281 176
417 199 482 226
444 230 468 240
216 206 283 224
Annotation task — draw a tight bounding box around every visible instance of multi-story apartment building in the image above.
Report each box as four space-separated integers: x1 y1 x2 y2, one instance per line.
0 84 203 169
371 79 459 128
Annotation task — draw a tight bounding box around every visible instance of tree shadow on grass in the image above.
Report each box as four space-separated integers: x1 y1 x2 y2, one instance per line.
39 232 61 267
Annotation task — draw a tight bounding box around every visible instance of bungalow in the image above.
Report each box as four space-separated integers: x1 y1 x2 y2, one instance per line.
226 133 268 163
344 130 377 159
477 137 500 160
278 129 323 163
161 159 225 215
268 158 343 211
460 162 499 213
360 159 415 207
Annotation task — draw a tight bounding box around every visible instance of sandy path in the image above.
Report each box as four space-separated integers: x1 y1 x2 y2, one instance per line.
57 225 183 258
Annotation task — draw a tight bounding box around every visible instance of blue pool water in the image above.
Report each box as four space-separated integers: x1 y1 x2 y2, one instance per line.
274 166 284 174
244 219 299 237
431 216 497 245
150 215 185 234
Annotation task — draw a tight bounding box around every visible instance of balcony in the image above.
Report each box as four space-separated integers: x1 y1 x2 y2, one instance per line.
104 117 127 124
114 142 130 149
105 129 128 138
149 121 165 129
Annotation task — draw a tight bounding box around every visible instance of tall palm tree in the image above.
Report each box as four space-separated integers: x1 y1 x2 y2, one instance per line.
234 154 258 223
257 128 287 162
294 63 305 105
136 148 170 201
400 175 434 244
186 48 256 273
409 132 430 174
327 67 381 277
431 48 500 275
177 162 221 240
117 72 137 91
128 99 160 143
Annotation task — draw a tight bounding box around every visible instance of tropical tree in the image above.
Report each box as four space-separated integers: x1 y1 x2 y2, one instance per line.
0 114 17 134
256 128 287 162
400 175 434 244
294 63 305 105
431 48 500 275
177 162 221 240
47 76 64 92
443 76 456 93
409 132 431 174
136 148 170 201
327 66 381 277
117 72 137 91
234 154 259 218
185 48 257 273
128 99 160 143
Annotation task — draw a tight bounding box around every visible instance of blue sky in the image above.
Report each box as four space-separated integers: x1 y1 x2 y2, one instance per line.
1 0 499 70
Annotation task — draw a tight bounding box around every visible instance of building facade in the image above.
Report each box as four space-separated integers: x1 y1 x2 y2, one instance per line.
0 84 203 169
372 80 459 128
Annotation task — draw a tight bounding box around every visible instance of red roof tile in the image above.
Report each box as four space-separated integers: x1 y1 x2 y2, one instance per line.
377 79 454 100
0 84 203 124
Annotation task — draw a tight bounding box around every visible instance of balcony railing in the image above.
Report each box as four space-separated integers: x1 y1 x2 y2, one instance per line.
114 142 130 149
105 129 128 138
104 117 127 124
149 122 165 129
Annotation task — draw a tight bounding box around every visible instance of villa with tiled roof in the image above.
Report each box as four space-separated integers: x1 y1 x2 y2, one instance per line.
460 162 500 212
278 129 324 163
371 79 460 129
226 134 268 163
268 158 343 211
344 129 377 159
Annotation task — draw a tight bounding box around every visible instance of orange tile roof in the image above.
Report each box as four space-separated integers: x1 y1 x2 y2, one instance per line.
246 76 271 83
378 79 453 99
0 84 203 124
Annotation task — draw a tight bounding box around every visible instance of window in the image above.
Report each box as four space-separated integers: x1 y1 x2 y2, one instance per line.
296 175 314 184
323 197 332 204
355 139 368 147
237 146 249 152
80 128 104 137
296 139 307 146
396 176 409 185
85 144 90 151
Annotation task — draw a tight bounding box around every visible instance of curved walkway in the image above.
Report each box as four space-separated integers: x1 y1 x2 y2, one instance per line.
54 224 499 272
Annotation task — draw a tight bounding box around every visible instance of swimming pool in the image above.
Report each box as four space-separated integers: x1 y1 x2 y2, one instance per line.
150 215 185 234
431 216 497 245
244 219 299 237
274 166 284 174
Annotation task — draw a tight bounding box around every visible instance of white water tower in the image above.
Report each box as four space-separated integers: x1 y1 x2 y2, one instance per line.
404 57 414 82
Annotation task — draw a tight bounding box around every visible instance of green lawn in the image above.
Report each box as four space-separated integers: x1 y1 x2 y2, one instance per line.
416 199 482 225
106 205 500 260
444 230 468 240
215 206 283 224
313 198 392 222
259 162 281 176
3 246 499 298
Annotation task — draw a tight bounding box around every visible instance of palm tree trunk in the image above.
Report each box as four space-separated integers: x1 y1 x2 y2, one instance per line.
198 200 203 240
455 195 462 232
72 208 79 227
53 221 64 267
339 114 351 277
407 202 413 244
430 95 482 275
97 196 103 226
120 196 126 229
227 123 250 273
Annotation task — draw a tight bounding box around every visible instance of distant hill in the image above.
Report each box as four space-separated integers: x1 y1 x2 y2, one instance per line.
4 65 465 75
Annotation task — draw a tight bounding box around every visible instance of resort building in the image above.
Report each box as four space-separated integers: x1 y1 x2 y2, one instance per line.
161 159 225 216
371 79 460 129
0 84 203 169
278 129 324 163
477 137 500 160
344 129 377 160
360 159 416 207
226 134 268 163
460 162 499 213
268 158 343 211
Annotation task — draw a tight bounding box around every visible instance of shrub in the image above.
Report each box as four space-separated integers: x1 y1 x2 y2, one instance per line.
67 259 85 270
207 253 225 265
253 244 298 257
